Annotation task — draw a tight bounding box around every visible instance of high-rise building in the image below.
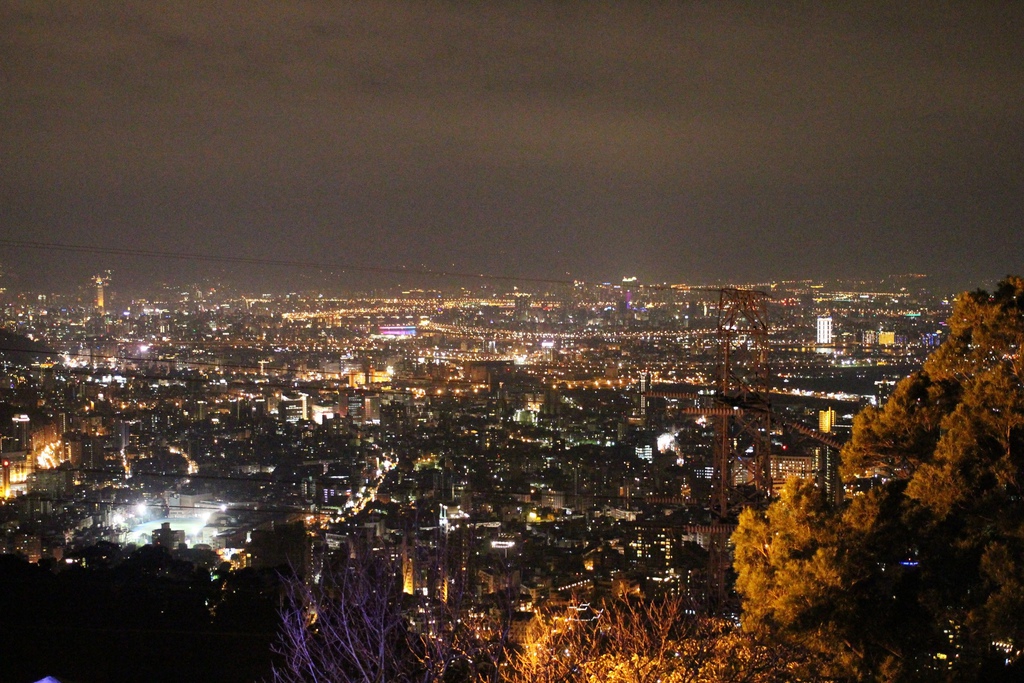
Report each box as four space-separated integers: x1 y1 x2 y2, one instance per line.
513 292 531 322
93 272 110 315
638 370 650 418
816 316 833 345
819 407 836 433
346 393 364 422
12 414 30 451
770 454 815 489
280 394 309 423
813 445 843 505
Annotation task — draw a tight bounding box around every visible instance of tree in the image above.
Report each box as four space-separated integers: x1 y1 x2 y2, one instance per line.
503 595 798 683
734 276 1024 681
734 478 928 681
273 556 415 683
272 553 506 683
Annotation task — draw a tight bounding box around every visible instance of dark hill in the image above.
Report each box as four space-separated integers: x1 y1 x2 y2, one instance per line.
0 331 54 366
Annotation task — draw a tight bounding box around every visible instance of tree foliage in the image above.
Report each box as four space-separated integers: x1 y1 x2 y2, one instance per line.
734 276 1024 681
503 596 799 683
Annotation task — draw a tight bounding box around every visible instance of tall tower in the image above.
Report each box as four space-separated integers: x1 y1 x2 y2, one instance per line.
93 272 111 315
713 288 771 516
708 288 770 611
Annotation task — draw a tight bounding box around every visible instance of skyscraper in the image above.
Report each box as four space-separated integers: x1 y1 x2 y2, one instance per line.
93 272 111 315
816 316 833 345
818 407 836 433
638 370 650 419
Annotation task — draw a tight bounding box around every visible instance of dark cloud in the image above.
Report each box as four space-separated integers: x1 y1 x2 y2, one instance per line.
1 1 1022 291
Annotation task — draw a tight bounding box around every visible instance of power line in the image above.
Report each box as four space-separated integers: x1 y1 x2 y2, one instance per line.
11 623 277 638
15 482 652 512
5 344 269 373
5 343 315 376
0 238 574 285
69 467 309 485
0 347 465 406
0 345 376 394
16 492 335 519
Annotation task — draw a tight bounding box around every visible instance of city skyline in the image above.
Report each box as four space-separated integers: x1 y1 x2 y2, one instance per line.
0 259 973 313
2 2 1022 293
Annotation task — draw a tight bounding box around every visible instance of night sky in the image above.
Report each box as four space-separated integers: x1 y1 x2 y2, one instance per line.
1 2 1022 293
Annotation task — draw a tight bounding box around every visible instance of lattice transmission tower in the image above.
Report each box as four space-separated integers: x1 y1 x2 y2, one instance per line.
707 287 771 610
712 287 772 519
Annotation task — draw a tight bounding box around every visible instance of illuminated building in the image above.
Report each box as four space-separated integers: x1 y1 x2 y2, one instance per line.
540 490 566 509
817 445 843 504
879 330 896 346
279 394 309 422
363 395 381 424
93 272 110 315
628 521 677 570
347 367 391 386
816 315 833 345
345 393 364 422
64 433 105 469
377 325 417 337
819 407 836 433
310 404 335 425
402 533 416 595
638 370 650 419
438 504 471 602
12 414 30 450
14 534 42 563
513 292 531 322
770 454 815 489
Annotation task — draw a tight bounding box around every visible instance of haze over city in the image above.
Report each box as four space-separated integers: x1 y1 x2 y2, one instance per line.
2 1 1022 292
